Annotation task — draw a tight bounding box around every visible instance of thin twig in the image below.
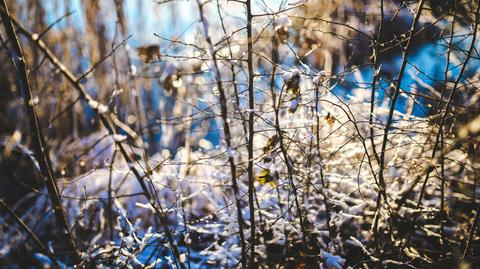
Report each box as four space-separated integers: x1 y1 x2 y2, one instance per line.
0 199 61 269
463 203 480 259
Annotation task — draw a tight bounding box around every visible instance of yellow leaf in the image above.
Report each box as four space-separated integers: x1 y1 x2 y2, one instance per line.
256 169 274 185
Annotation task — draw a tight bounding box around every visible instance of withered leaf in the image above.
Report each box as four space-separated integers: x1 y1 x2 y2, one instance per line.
276 25 290 43
325 112 335 126
137 44 160 62
263 134 279 153
285 73 301 96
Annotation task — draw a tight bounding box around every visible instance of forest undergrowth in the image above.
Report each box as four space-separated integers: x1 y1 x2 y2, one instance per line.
0 0 479 268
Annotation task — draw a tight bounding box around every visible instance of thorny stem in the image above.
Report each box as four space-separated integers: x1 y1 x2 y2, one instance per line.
439 126 445 258
268 35 292 265
246 0 257 266
378 0 425 208
314 84 334 243
369 0 383 165
196 1 247 267
273 73 309 255
463 203 480 259
369 0 383 248
107 149 117 241
438 6 457 260
374 0 425 249
215 0 249 145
